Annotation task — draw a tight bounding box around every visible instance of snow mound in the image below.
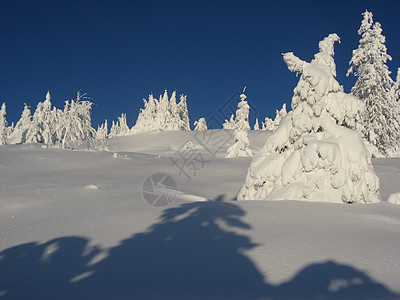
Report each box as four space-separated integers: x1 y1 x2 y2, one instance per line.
238 34 380 203
84 184 99 190
175 191 208 202
388 193 400 205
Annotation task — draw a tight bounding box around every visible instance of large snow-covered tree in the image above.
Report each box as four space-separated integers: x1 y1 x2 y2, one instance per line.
0 103 7 145
238 34 379 203
226 89 252 158
347 10 400 157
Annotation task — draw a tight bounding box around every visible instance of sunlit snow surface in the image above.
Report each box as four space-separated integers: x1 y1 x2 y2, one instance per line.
0 130 399 299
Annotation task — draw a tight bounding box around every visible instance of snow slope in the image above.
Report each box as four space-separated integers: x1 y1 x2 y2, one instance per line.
1 130 400 299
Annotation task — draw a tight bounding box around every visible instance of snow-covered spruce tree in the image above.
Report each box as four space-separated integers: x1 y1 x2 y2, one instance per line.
109 120 119 137
132 94 158 133
177 94 190 130
109 113 130 137
391 68 400 103
238 34 379 203
6 122 14 140
95 119 108 140
155 90 171 131
166 91 178 130
56 92 95 149
166 91 188 131
9 104 32 144
226 89 252 158
42 91 54 145
254 118 260 130
193 117 207 131
0 103 7 145
26 91 55 145
347 10 400 157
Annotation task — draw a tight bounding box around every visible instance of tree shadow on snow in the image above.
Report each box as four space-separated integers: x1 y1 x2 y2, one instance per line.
0 196 399 300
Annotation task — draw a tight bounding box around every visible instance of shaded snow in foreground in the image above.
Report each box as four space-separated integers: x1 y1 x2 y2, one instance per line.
0 131 399 299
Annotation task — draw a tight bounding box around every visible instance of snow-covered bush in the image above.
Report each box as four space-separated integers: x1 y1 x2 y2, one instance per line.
347 10 400 157
262 103 287 131
132 90 190 133
226 89 252 158
238 34 379 203
194 117 207 131
0 103 7 145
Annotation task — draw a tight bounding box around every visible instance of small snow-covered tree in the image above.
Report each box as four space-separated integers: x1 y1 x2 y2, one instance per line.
254 118 260 130
262 103 287 131
57 92 95 149
238 34 379 203
223 114 235 129
155 90 171 131
7 122 14 140
347 10 400 157
109 120 119 137
0 103 7 145
9 104 32 144
132 90 190 133
261 117 274 131
226 88 252 158
26 91 55 145
42 91 54 145
166 91 190 131
391 68 400 103
194 117 207 131
177 94 190 130
95 119 108 140
118 114 130 136
166 91 179 130
109 114 130 137
132 95 156 133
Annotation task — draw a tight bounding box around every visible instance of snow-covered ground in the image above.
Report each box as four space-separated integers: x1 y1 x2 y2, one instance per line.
1 130 399 299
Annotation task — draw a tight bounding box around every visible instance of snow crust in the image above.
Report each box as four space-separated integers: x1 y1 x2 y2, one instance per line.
0 63 395 300
0 131 400 299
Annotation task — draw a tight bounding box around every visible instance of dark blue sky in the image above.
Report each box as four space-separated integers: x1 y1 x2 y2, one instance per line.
1 0 399 128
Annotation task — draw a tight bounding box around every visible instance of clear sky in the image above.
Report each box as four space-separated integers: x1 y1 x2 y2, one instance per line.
1 0 399 128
